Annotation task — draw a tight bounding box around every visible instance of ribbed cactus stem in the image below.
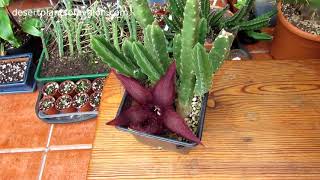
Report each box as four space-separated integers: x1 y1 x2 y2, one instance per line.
130 0 154 28
150 24 171 71
209 29 235 74
177 0 200 117
90 36 137 78
193 43 212 96
132 42 162 84
198 18 208 44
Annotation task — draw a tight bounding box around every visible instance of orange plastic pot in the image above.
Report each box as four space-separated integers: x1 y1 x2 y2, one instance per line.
271 2 320 60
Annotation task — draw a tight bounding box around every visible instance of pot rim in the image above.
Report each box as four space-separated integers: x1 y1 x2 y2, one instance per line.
277 2 320 42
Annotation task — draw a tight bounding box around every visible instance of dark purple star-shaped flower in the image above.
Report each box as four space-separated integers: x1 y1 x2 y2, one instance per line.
107 62 201 144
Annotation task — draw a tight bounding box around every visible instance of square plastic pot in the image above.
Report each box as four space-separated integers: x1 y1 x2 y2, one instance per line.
115 92 209 153
0 53 36 94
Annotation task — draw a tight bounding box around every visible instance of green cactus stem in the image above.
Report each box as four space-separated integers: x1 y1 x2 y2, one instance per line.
177 0 200 117
209 29 235 74
198 18 208 44
51 17 64 58
132 42 162 83
193 43 212 96
91 36 142 79
61 17 74 56
201 0 210 18
150 24 171 71
130 0 154 28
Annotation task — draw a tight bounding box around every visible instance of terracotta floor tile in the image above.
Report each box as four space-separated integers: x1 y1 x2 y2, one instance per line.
42 150 91 180
251 53 273 60
0 93 50 148
0 152 43 180
50 119 97 145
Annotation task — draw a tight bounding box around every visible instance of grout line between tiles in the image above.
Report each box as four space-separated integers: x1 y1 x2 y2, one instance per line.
38 152 47 180
49 144 93 151
0 147 46 154
38 124 54 180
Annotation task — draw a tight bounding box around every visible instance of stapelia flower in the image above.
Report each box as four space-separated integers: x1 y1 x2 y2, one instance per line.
107 62 201 144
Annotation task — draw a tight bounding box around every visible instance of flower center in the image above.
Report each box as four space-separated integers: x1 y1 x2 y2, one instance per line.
153 105 162 116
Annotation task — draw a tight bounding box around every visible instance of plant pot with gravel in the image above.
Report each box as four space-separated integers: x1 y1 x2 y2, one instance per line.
271 0 320 59
55 94 76 113
91 78 104 92
0 53 36 94
75 79 92 94
72 92 91 112
59 80 76 96
91 0 235 152
41 82 59 97
38 95 58 115
89 91 102 110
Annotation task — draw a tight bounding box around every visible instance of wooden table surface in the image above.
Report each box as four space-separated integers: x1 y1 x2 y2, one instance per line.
88 60 320 179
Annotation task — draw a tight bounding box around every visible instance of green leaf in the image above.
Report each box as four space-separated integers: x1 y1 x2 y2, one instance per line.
0 0 10 7
21 18 43 37
0 7 20 47
246 31 273 40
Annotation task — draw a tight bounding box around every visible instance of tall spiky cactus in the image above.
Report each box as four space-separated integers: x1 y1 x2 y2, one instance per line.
91 0 235 119
130 0 154 28
176 0 200 116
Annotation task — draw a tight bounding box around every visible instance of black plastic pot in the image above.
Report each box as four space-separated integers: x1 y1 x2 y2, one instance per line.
0 53 36 94
115 92 209 153
6 37 42 63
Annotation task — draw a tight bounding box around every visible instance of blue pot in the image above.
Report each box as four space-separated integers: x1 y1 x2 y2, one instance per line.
0 53 36 94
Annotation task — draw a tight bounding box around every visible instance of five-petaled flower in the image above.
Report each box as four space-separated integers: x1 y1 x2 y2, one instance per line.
107 62 201 144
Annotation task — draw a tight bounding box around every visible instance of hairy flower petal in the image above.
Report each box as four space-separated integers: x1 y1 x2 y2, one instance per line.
163 108 202 144
106 106 150 126
115 73 152 105
130 117 164 135
152 62 176 107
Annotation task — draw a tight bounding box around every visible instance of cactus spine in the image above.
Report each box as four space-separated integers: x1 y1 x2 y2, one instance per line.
130 0 154 28
177 0 200 116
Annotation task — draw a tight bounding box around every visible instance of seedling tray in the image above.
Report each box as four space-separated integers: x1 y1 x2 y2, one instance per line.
0 53 37 94
34 51 108 86
115 92 209 153
35 89 99 124
35 77 104 124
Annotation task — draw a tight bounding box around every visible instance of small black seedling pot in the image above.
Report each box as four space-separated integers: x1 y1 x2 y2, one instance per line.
115 92 209 153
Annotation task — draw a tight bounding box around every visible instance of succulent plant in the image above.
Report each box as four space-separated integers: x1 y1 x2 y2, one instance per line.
91 0 234 117
91 0 235 143
72 93 90 109
55 95 74 111
89 91 102 108
75 79 92 93
39 96 57 115
163 0 277 40
92 78 105 92
42 82 59 97
107 63 201 144
59 80 76 95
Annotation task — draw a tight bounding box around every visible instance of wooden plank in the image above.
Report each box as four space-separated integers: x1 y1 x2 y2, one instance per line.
88 60 320 179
